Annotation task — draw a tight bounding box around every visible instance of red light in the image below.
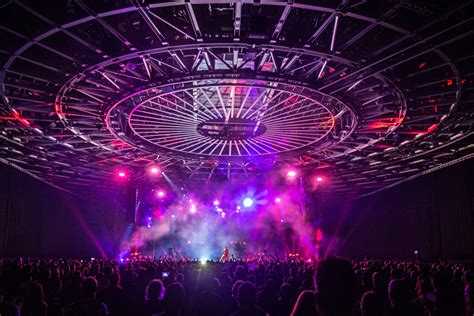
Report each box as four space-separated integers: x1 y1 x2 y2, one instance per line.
369 117 403 129
11 109 30 127
447 79 453 86
118 171 126 178
427 124 438 133
315 228 323 241
418 62 426 69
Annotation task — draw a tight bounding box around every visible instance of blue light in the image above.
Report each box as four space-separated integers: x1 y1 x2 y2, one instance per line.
243 197 254 208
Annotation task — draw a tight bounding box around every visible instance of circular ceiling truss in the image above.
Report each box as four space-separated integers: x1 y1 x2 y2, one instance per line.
0 0 472 197
107 77 357 161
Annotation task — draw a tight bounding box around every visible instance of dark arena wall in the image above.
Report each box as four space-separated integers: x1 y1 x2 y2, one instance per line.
321 157 474 261
0 163 122 258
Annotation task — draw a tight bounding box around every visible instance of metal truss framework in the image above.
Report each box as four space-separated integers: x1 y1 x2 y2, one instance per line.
0 0 473 198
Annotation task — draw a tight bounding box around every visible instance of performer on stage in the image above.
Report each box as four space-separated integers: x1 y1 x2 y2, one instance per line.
167 246 174 259
220 247 230 262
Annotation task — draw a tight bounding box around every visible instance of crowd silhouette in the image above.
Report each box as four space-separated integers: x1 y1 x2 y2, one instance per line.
1 256 473 316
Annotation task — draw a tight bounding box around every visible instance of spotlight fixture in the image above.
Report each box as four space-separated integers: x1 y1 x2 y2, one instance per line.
190 204 197 214
157 190 165 198
275 197 282 203
242 197 254 208
316 176 324 182
149 166 160 174
118 171 126 178
213 199 220 206
287 170 297 178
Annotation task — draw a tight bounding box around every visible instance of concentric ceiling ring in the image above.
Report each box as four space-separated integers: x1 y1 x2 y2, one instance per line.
105 77 356 161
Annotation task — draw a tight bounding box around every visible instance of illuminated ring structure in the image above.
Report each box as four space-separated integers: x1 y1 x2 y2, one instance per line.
55 44 405 165
105 77 356 161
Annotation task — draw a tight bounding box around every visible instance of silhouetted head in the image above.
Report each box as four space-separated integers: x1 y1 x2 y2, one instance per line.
110 272 120 287
232 280 244 298
388 278 411 307
280 283 294 300
146 279 165 301
361 291 384 316
83 277 98 298
237 282 257 310
31 282 45 303
164 282 184 312
314 257 356 314
372 271 385 292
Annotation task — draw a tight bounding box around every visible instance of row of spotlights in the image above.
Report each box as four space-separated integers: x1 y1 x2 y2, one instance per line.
117 165 161 178
119 168 323 183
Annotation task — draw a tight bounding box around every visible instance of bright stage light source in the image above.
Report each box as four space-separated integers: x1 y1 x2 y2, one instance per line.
221 212 226 218
213 199 220 206
242 197 254 208
275 197 281 203
157 190 165 198
316 176 324 182
200 258 208 265
287 170 297 178
118 171 126 178
190 204 197 214
149 166 160 174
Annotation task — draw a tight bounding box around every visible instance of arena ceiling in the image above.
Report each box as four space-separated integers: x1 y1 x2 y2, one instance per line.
0 0 473 198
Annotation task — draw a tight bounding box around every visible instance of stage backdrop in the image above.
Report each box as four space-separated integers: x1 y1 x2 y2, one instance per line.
0 163 127 259
321 157 474 261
